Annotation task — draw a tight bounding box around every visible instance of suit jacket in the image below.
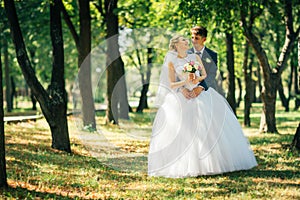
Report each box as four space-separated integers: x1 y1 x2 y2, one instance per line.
187 47 218 90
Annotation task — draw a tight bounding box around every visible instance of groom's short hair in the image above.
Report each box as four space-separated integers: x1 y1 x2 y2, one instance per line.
191 26 208 38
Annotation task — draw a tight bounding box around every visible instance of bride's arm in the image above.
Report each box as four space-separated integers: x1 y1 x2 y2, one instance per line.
192 55 207 84
168 62 188 89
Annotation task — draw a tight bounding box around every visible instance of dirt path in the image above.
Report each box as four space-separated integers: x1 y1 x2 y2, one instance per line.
69 118 150 174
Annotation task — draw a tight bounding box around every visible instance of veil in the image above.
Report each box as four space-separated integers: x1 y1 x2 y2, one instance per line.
154 50 178 107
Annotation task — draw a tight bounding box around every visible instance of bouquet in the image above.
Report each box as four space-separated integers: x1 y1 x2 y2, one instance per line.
183 61 202 73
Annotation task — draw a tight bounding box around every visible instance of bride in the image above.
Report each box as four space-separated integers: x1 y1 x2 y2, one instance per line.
148 35 257 178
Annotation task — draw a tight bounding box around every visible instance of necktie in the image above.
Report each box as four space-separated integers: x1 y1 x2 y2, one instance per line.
196 51 202 58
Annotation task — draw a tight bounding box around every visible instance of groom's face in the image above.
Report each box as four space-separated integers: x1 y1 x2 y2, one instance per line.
191 33 206 48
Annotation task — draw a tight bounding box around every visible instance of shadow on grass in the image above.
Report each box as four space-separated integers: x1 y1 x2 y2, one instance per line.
93 154 148 174
146 168 299 199
5 143 300 199
244 169 300 182
0 186 77 200
7 142 144 180
5 141 146 199
249 133 294 146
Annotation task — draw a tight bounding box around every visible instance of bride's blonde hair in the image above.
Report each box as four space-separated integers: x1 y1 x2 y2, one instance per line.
169 35 184 51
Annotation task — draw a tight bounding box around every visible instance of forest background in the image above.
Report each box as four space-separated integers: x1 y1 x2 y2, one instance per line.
0 0 299 199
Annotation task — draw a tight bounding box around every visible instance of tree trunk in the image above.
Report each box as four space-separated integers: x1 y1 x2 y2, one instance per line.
4 0 71 152
118 72 130 119
47 84 70 151
291 37 300 150
236 78 242 108
48 0 71 151
136 47 153 113
254 65 262 103
10 77 16 110
78 0 96 130
29 50 37 110
278 78 289 111
243 41 253 127
225 32 236 115
0 42 8 188
105 0 129 124
291 123 300 150
136 83 149 113
294 63 300 110
260 76 279 133
30 92 37 110
106 59 119 124
145 47 153 109
4 41 12 112
295 37 300 110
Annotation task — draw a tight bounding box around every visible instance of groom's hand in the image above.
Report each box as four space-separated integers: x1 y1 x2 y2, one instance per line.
190 86 204 98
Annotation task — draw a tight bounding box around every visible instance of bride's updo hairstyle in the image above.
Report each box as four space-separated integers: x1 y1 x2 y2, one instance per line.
169 35 183 51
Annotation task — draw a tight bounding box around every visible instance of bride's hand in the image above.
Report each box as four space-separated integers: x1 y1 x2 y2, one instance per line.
190 86 204 98
187 73 196 81
180 88 191 99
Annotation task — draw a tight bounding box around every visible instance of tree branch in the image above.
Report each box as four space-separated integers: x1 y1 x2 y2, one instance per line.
239 1 272 76
276 0 299 74
58 0 79 50
93 0 104 16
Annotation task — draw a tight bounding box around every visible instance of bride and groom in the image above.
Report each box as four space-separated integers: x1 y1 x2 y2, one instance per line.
147 26 257 178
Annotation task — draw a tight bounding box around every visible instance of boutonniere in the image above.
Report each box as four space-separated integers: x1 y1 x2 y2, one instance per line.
204 58 211 63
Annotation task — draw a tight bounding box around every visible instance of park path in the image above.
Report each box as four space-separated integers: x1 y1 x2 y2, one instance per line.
68 117 149 174
4 111 149 174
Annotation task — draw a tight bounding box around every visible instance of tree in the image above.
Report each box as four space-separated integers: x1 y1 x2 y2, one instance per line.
243 41 253 126
0 41 8 188
292 41 300 110
291 37 300 150
60 0 96 130
135 47 153 113
77 0 96 130
118 0 154 113
4 0 71 152
3 40 12 112
14 1 54 111
277 47 298 112
225 31 237 114
94 0 129 124
292 123 300 150
240 0 300 133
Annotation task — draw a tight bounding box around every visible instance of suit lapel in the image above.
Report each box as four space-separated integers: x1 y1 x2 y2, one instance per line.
202 50 209 60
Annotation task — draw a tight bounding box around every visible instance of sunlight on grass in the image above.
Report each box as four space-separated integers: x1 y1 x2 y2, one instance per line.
1 101 300 199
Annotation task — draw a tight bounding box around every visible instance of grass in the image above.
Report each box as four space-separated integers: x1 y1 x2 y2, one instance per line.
0 101 300 199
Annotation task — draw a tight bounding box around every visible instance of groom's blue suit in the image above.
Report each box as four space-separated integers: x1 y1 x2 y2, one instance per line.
187 47 218 91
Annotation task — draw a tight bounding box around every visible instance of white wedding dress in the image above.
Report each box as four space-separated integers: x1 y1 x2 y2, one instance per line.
148 53 257 178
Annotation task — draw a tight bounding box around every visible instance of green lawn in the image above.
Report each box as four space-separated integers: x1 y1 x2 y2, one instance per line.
0 101 299 199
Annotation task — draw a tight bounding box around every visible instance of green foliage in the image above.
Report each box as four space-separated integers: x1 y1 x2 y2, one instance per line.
1 0 78 91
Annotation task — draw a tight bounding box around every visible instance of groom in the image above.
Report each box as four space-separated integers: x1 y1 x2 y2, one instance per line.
186 26 224 97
